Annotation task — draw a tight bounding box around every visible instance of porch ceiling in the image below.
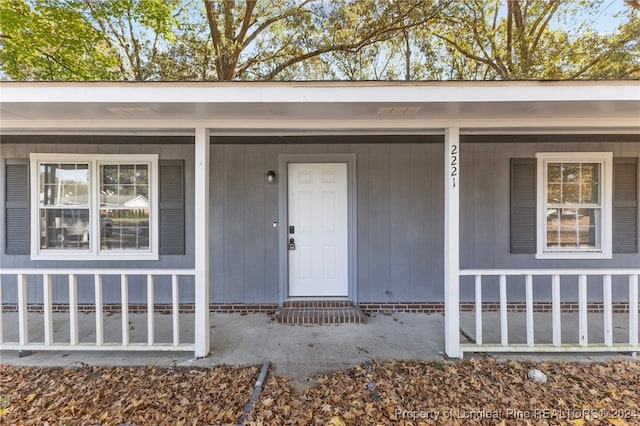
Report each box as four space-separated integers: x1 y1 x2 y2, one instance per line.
1 81 638 135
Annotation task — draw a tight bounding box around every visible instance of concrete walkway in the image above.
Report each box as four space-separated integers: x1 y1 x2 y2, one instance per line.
0 312 444 388
1 311 636 389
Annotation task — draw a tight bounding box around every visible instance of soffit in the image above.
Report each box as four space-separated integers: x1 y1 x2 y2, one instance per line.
1 81 638 134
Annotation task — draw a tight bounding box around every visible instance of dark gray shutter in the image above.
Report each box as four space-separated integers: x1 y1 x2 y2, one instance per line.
5 159 30 255
613 157 638 254
510 158 537 254
159 160 185 255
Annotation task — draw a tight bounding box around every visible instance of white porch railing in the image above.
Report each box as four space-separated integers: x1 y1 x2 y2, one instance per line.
0 269 196 352
458 269 639 355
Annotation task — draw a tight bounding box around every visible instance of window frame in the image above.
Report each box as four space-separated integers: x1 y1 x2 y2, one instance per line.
30 153 159 260
535 152 613 260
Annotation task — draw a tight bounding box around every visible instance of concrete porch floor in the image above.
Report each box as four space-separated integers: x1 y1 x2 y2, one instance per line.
1 311 636 389
0 312 444 387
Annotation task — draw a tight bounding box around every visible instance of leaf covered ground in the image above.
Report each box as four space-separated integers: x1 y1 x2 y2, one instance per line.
1 359 638 425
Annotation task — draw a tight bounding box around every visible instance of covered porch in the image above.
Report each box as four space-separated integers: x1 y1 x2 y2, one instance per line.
1 81 638 358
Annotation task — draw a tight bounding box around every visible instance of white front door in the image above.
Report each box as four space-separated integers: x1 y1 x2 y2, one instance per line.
288 163 348 297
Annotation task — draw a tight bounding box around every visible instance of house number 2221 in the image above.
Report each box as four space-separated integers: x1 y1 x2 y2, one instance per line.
450 144 458 188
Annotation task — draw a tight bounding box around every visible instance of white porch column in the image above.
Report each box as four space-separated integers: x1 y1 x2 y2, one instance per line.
444 128 461 358
194 127 210 357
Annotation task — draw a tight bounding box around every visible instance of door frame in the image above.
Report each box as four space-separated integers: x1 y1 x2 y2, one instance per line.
278 153 357 306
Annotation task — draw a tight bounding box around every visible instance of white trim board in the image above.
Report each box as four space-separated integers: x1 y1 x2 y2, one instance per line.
29 153 159 261
2 81 638 104
2 117 638 133
535 152 613 260
277 154 357 306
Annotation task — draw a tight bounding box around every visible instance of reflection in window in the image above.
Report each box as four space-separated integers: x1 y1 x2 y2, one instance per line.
545 162 601 250
38 163 90 250
32 154 157 259
99 164 150 251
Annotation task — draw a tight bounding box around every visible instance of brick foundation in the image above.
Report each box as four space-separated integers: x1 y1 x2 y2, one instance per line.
0 303 277 314
356 302 635 314
277 301 365 324
0 301 635 314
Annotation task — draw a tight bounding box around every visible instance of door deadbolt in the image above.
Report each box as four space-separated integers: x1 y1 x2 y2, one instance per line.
288 238 296 250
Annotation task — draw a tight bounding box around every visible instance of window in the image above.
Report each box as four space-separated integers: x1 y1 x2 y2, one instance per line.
30 154 158 260
535 152 612 259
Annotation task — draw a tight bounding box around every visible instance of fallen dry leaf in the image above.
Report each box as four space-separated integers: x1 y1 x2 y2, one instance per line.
248 359 639 426
0 364 259 425
2 359 639 425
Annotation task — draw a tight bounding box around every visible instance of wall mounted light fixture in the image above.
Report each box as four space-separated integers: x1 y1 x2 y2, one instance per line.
266 170 277 183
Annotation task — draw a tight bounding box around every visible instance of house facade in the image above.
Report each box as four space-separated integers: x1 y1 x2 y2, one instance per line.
1 81 638 357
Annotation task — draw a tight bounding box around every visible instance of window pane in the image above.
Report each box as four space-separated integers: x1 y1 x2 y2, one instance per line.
118 165 136 184
562 164 580 183
558 208 578 248
100 209 150 251
102 165 119 185
562 183 580 204
119 184 135 201
39 208 90 250
100 184 117 207
546 208 560 248
561 163 581 204
546 208 594 248
577 208 599 248
547 183 561 204
547 164 561 183
135 166 148 185
541 156 607 255
100 164 150 209
581 163 599 204
40 163 89 207
137 185 149 200
99 163 151 252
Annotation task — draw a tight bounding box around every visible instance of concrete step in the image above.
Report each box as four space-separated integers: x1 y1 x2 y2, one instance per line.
277 301 365 325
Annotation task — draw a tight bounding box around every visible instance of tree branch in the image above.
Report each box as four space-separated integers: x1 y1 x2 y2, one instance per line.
432 33 507 79
506 0 513 69
83 0 127 77
203 0 223 79
125 5 143 80
568 34 638 79
37 48 76 77
619 64 640 77
264 7 441 81
235 0 256 44
528 0 561 57
242 0 315 49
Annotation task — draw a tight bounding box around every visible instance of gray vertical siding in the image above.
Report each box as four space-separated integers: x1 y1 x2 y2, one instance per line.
2 136 638 306
209 142 445 303
459 140 640 302
1 141 195 305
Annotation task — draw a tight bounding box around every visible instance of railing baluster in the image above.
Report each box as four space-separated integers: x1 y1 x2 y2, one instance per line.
500 275 508 346
43 274 53 345
630 274 638 355
172 274 180 346
147 274 154 346
0 269 196 352
18 274 28 346
474 275 482 345
526 275 534 347
552 275 561 346
121 275 129 346
69 274 78 346
603 275 613 347
95 275 103 346
578 274 588 346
